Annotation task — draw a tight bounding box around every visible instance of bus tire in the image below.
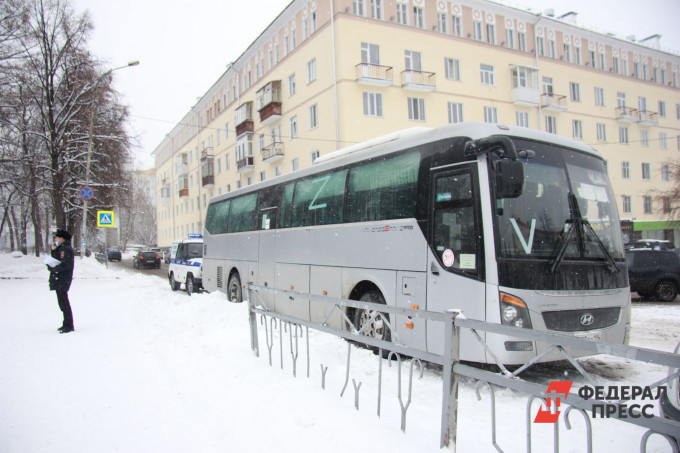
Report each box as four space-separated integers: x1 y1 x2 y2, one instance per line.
654 280 677 302
228 273 243 303
186 275 195 296
169 273 180 291
353 290 391 353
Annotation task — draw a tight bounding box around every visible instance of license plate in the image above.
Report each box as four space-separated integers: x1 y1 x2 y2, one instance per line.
574 330 602 341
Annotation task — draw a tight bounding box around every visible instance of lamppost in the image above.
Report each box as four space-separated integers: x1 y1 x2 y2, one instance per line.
80 60 139 259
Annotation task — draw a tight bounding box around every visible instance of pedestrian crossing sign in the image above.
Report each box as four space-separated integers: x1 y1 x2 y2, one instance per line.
97 210 115 227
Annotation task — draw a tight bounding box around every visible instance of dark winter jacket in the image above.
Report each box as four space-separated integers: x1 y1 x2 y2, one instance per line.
49 240 74 292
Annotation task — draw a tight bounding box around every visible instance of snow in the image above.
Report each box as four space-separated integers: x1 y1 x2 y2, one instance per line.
0 253 678 452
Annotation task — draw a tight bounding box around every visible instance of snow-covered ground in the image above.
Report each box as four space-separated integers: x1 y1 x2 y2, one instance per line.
0 253 678 453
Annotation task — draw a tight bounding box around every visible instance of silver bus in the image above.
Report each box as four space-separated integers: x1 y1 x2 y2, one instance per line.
202 123 630 364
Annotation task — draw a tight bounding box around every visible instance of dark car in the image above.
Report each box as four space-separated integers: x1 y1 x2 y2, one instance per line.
626 249 680 302
133 251 161 269
106 248 122 261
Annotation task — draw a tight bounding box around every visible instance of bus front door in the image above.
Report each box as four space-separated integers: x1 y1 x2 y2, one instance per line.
426 166 487 362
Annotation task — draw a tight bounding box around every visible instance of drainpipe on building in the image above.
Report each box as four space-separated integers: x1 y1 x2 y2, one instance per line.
330 0 340 150
534 12 543 131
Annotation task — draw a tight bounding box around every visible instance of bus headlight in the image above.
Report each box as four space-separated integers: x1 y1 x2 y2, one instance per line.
500 292 532 329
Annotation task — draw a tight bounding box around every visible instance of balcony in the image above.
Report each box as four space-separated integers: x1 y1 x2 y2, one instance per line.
616 106 639 123
541 93 568 111
355 63 394 87
257 81 282 126
235 102 254 137
400 70 436 92
237 156 254 173
178 175 188 199
262 141 284 162
201 153 214 188
510 65 540 106
638 110 659 126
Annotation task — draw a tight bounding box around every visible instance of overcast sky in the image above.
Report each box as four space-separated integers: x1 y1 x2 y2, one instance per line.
69 0 680 170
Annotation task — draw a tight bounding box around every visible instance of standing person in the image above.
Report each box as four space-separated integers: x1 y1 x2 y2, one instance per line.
49 229 75 334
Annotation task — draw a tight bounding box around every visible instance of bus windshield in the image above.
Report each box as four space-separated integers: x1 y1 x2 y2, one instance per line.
495 140 624 261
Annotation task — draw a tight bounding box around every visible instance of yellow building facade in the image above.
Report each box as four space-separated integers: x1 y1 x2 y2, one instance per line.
153 0 680 247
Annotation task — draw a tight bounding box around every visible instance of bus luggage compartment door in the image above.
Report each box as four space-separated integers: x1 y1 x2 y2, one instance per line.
275 263 310 321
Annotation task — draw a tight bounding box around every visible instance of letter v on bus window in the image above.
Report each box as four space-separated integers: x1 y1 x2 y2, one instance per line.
509 218 536 254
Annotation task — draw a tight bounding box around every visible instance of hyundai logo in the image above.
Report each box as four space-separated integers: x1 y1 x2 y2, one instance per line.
580 313 595 326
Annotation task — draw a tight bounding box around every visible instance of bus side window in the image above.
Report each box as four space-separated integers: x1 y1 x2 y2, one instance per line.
281 183 294 228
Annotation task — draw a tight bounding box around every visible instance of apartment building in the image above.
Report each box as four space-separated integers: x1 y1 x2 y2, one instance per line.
152 0 680 247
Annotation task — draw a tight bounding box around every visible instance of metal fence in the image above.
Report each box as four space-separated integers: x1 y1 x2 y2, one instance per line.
246 284 680 452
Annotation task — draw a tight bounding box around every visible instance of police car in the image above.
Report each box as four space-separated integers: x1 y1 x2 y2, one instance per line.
168 234 204 295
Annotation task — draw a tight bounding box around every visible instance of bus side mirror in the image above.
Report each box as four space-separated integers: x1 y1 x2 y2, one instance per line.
496 159 524 199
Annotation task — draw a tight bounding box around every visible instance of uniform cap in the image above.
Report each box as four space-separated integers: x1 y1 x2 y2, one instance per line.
55 229 72 241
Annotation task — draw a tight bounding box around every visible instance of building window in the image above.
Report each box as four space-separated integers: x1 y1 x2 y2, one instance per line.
353 0 364 15
260 171 266 182
480 64 495 85
444 58 461 80
662 164 670 181
452 15 462 36
290 115 298 138
307 59 316 83
288 73 296 96
483 106 498 123
311 150 320 163
545 116 557 134
536 37 545 56
548 40 556 59
642 163 651 180
437 13 447 33
589 50 596 68
447 102 464 123
619 126 629 144
275 166 282 176
569 82 580 102
407 97 426 121
259 134 265 153
641 129 649 147
643 196 653 214
660 133 668 150
663 197 672 214
622 195 631 214
291 157 299 172
659 101 666 118
596 123 607 141
309 104 318 129
621 161 630 179
413 6 424 28
518 32 526 52
516 111 529 128
397 3 408 25
486 24 496 45
572 120 583 139
563 44 571 63
612 57 619 74
594 87 605 106
506 29 515 49
574 47 582 65
676 103 680 120
370 0 383 19
473 21 483 41
599 52 606 70
363 92 383 117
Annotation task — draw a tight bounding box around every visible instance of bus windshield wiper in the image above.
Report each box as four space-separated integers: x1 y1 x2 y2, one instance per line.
548 193 618 274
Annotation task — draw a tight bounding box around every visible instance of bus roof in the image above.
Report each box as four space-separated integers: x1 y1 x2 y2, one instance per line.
208 122 601 206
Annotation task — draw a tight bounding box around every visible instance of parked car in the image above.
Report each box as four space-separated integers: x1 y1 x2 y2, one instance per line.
626 249 680 302
168 235 203 295
106 248 122 261
133 251 161 269
625 239 675 251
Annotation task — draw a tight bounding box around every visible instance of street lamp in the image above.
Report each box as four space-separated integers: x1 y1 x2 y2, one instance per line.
80 60 139 259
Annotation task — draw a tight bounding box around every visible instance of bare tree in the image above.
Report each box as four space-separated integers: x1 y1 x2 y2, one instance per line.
650 159 680 226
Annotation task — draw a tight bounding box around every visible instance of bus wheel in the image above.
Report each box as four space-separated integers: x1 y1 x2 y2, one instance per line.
654 280 678 302
353 290 391 345
186 275 195 296
228 273 243 303
169 273 180 291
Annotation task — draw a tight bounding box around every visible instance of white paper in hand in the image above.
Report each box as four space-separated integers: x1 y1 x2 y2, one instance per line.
42 256 61 268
